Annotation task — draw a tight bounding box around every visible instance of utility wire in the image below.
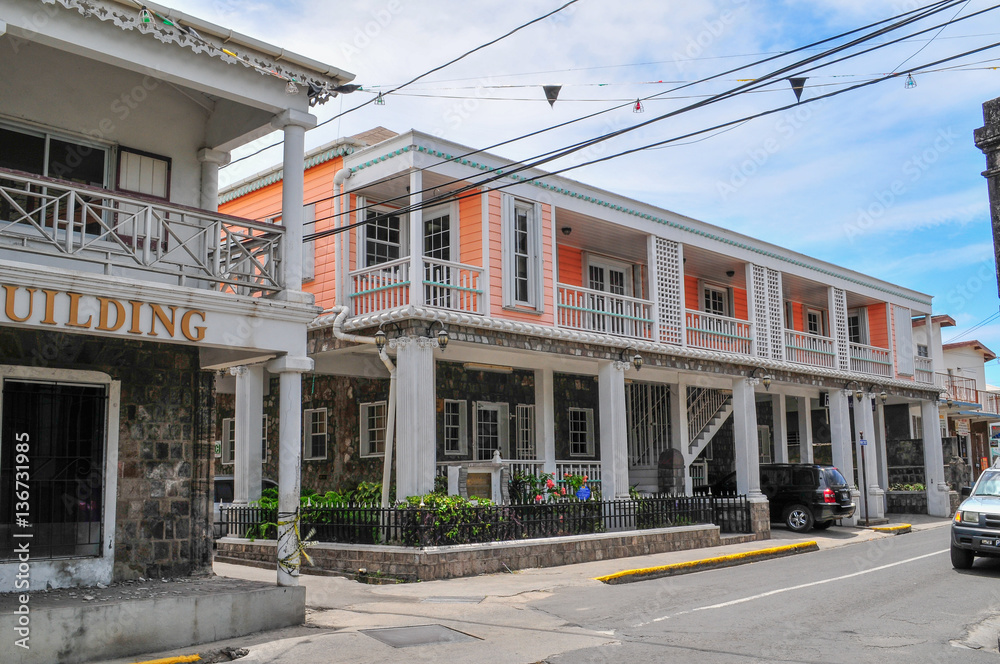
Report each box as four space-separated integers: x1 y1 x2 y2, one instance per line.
945 311 1000 343
895 0 970 72
223 0 582 169
301 0 981 230
289 0 968 226
304 38 1000 243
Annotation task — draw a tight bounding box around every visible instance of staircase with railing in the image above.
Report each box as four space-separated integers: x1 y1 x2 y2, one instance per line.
687 387 733 458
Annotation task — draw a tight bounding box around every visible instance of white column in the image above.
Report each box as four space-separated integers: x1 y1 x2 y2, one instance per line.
773 394 789 464
396 337 436 498
921 399 951 517
598 361 629 499
267 355 313 587
233 365 264 504
797 397 814 463
855 395 884 520
197 148 230 212
271 109 317 297
535 368 556 474
829 389 858 525
732 377 763 499
874 401 890 495
672 380 691 494
409 170 425 307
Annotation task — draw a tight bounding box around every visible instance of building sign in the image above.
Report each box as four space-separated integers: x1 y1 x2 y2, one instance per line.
956 419 970 436
466 473 492 500
1 284 207 342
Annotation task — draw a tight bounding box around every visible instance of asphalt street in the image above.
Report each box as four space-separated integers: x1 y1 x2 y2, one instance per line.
109 521 1000 664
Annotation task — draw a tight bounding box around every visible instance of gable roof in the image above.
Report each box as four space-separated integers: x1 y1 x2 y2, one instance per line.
943 340 997 361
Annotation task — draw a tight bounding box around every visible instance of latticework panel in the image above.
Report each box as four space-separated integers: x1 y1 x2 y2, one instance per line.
832 288 850 371
751 264 770 358
767 269 784 360
655 237 683 345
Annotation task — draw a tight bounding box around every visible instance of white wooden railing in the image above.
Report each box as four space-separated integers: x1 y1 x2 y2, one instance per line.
349 257 410 316
936 372 979 404
508 460 545 477
914 356 934 384
849 342 893 377
784 330 837 368
423 257 484 315
0 169 283 294
982 391 1000 414
556 283 653 340
687 387 728 445
555 461 602 487
685 309 753 355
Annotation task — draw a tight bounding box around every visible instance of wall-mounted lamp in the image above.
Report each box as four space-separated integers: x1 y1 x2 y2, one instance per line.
428 319 449 351
748 367 772 390
621 347 643 372
561 226 572 236
845 380 864 402
878 389 888 404
946 398 954 408
726 270 735 278
374 325 388 353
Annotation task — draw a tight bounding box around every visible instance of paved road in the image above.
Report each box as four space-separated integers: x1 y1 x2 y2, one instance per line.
112 522 1000 664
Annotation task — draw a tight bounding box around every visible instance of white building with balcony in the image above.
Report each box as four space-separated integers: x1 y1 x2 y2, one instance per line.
220 129 951 523
0 0 354 596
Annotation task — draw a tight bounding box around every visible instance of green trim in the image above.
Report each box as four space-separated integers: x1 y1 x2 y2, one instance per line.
558 303 652 324
349 281 411 297
850 355 894 366
346 143 932 307
786 344 837 356
422 280 483 295
220 145 355 204
688 327 753 342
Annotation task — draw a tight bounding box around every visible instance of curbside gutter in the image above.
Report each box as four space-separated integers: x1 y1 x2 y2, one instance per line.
595 541 820 585
870 524 912 534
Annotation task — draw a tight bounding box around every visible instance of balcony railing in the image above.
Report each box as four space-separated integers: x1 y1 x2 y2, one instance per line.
423 257 484 315
982 391 1000 415
0 169 283 295
784 330 837 368
849 341 893 377
685 309 753 355
914 356 934 384
349 257 410 316
936 372 979 404
556 283 653 340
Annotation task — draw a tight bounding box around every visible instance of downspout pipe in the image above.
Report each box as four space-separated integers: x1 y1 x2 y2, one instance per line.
333 168 352 307
328 305 396 508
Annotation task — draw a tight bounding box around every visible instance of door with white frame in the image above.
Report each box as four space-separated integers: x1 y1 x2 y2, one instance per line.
474 401 509 461
587 257 633 336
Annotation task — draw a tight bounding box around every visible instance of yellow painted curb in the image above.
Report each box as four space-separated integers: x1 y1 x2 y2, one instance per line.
131 655 201 664
595 541 819 584
871 524 911 534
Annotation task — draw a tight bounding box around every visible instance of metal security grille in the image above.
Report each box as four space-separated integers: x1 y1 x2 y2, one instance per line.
626 382 671 468
1 380 107 561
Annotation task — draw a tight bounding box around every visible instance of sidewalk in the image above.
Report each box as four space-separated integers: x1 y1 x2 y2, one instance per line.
105 514 951 664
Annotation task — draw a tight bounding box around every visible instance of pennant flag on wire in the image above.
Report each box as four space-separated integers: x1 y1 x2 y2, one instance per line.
788 77 807 103
542 85 562 107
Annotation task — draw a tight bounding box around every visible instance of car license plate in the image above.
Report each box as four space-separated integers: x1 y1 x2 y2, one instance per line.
978 537 1000 547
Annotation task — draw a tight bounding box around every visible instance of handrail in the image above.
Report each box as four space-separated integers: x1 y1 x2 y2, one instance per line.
784 329 837 368
685 309 753 355
849 341 893 378
556 282 653 340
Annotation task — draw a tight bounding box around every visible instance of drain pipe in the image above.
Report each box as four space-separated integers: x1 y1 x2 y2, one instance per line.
332 168 352 306
328 305 396 508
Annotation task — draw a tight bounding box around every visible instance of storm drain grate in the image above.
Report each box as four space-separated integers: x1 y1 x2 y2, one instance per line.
421 596 485 604
361 624 480 648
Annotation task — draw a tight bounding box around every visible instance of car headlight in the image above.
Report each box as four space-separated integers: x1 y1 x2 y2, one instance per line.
956 510 980 524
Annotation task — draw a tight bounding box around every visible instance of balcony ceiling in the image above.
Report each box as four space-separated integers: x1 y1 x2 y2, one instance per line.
682 245 747 289
556 208 648 263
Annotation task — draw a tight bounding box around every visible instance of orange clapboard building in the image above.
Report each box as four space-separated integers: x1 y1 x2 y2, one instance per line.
217 128 950 521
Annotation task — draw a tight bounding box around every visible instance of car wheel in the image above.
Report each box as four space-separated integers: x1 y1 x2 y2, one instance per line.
784 504 814 533
813 520 834 530
951 544 975 570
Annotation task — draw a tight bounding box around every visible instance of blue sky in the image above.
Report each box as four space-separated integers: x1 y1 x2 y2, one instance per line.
173 0 1000 381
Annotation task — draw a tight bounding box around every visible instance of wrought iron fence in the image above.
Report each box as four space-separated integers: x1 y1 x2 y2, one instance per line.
217 494 752 546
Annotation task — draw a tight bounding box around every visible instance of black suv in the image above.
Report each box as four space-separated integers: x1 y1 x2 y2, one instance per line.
695 463 856 533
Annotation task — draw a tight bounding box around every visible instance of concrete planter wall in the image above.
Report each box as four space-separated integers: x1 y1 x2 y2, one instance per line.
886 490 927 514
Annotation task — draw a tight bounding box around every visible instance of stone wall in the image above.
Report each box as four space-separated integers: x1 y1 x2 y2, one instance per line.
749 500 771 540
886 490 927 514
216 524 745 581
553 372 601 461
0 328 213 580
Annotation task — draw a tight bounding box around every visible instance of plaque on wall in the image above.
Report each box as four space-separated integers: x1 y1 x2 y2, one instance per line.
466 472 492 500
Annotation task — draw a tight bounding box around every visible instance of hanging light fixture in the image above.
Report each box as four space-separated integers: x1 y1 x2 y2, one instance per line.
428 320 449 351
632 352 644 372
138 6 153 23
373 325 387 353
633 98 644 113
374 92 386 106
905 73 917 89
285 80 299 95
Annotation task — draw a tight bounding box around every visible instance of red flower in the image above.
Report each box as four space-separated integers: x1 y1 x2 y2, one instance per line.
582 476 589 482
535 494 543 503
560 487 567 495
546 479 555 489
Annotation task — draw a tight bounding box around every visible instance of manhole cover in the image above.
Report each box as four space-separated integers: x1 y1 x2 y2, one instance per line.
361 624 480 648
421 596 485 604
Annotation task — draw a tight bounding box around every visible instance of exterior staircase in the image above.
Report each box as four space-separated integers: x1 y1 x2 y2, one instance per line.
686 387 733 460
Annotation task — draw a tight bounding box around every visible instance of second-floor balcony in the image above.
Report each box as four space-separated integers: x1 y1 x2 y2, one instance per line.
349 256 484 317
556 283 653 340
849 341 893 378
685 309 753 355
914 356 934 384
0 169 284 296
937 372 979 404
784 329 837 369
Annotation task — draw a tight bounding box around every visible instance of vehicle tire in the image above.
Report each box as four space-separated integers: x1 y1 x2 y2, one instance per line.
784 504 814 533
951 544 975 570
813 520 834 530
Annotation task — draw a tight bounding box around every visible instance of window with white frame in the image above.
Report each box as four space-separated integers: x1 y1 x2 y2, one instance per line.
360 402 387 457
475 401 509 460
847 308 868 344
363 208 405 267
443 399 468 455
703 284 729 317
917 344 929 358
912 415 923 439
222 418 235 465
516 404 536 459
568 407 595 457
502 196 542 310
303 408 328 460
758 425 773 463
806 308 826 336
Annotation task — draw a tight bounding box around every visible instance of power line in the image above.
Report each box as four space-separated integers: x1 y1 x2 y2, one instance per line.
223 0 582 169
305 37 1000 244
301 0 982 231
945 311 1000 344
288 0 969 226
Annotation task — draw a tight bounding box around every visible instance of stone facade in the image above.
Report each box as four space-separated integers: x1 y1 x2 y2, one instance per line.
0 328 213 580
886 490 927 514
749 500 772 540
216 523 752 581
